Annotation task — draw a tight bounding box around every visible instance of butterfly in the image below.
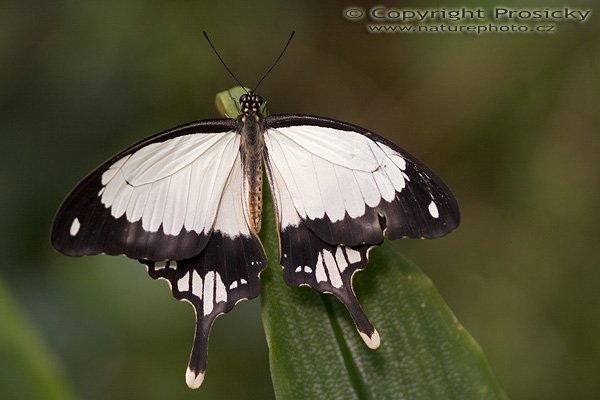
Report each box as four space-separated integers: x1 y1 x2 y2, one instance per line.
51 35 460 389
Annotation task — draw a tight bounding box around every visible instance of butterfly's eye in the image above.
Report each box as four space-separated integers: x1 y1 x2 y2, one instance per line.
239 94 247 104
255 95 263 105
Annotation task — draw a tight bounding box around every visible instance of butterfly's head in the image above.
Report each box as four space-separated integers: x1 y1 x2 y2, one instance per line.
240 92 263 116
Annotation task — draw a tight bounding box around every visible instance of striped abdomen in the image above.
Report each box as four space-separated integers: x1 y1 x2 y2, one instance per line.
246 157 263 233
240 115 265 233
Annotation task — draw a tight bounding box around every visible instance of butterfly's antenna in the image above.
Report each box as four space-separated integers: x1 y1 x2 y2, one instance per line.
254 31 295 92
203 32 247 93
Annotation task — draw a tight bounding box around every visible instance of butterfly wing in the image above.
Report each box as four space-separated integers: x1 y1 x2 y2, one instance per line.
51 119 267 388
263 114 460 346
52 119 241 261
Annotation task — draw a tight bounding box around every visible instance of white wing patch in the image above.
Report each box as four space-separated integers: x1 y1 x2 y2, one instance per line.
211 152 252 238
313 246 361 289
267 154 302 229
428 201 439 218
265 125 407 226
99 131 243 237
175 269 229 316
69 218 80 236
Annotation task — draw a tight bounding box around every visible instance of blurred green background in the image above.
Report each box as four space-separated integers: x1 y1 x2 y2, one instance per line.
1 0 598 399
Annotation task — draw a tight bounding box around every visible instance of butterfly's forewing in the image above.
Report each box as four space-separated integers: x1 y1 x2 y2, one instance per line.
52 119 241 260
263 114 460 345
51 118 267 388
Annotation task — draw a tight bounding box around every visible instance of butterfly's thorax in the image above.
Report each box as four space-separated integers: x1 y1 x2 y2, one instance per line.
239 111 265 233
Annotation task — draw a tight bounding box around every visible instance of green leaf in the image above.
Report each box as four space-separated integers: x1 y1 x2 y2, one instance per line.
215 86 249 118
216 86 507 399
0 275 77 400
259 190 507 400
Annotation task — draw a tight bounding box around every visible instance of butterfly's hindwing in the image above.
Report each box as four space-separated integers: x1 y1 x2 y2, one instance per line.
51 119 238 261
141 228 266 388
66 119 266 387
278 222 378 345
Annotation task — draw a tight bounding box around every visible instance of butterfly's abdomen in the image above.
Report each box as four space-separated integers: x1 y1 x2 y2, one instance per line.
240 115 265 233
246 158 263 233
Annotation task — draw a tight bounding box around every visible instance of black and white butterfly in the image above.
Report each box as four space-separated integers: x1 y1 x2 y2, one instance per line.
51 36 459 389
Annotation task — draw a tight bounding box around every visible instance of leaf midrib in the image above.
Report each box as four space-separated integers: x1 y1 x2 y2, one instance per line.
322 295 373 400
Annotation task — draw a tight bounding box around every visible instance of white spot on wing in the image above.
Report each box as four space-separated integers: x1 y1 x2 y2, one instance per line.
345 248 362 264
428 201 439 218
69 218 80 236
199 271 228 316
203 271 215 316
335 247 348 273
323 250 342 288
155 261 166 271
192 271 203 299
177 272 189 292
315 253 327 283
215 272 227 303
